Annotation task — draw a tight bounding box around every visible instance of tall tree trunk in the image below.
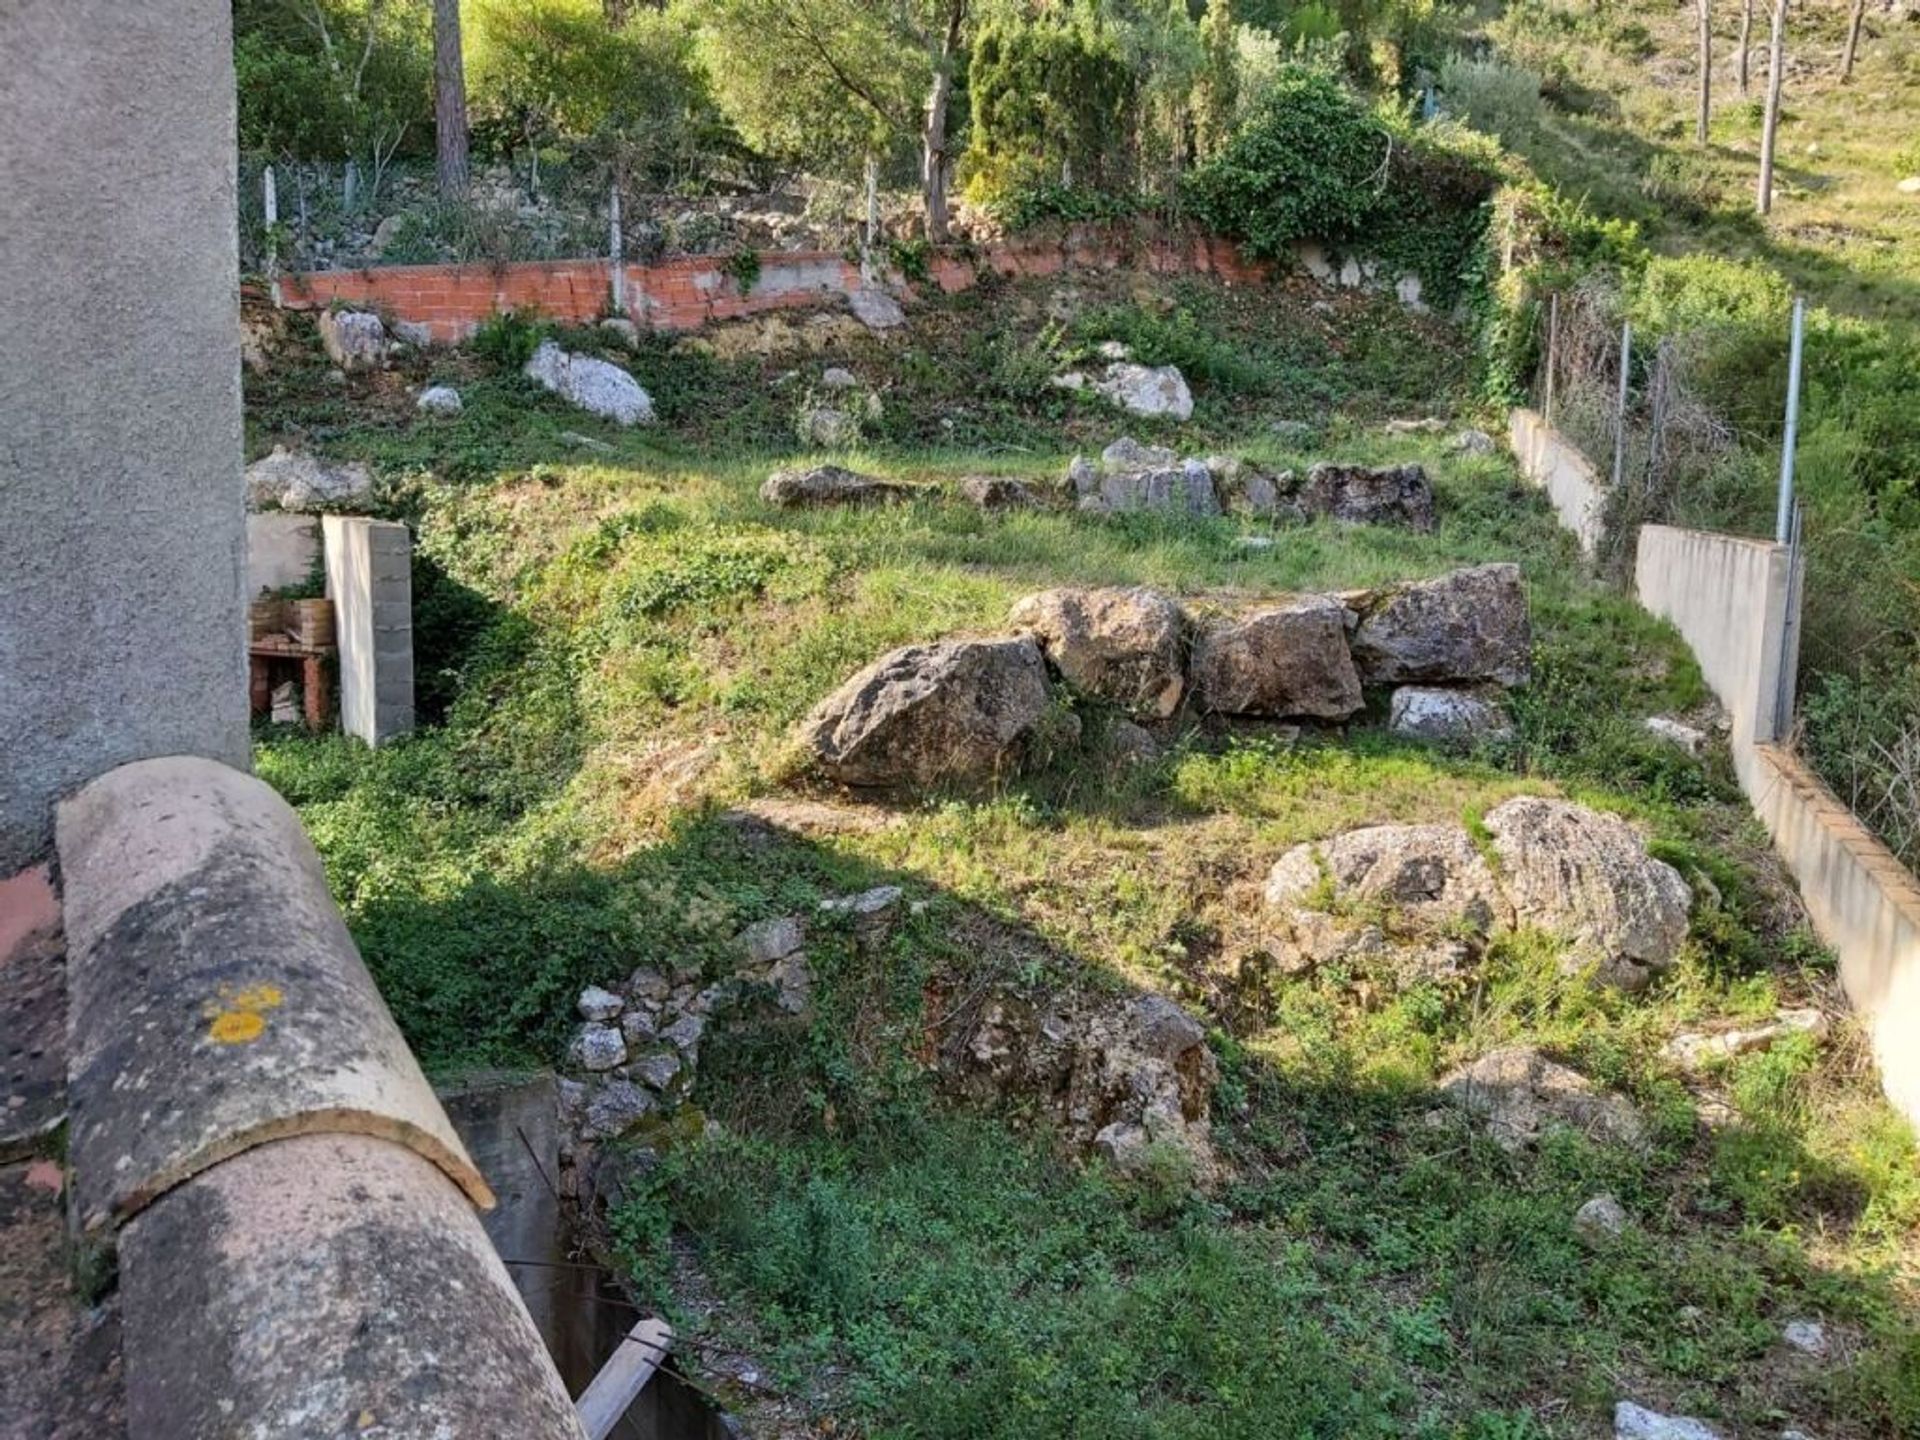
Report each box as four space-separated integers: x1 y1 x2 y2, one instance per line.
1697 0 1713 144
1757 0 1788 215
920 1 967 243
1738 0 1754 94
1841 0 1867 81
433 0 469 198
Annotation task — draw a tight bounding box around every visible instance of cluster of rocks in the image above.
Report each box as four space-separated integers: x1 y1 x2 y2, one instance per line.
245 445 374 512
523 340 655 426
795 366 886 448
761 464 914 508
956 989 1218 1180
1268 797 1694 994
1065 437 1437 530
558 885 906 1149
792 565 1532 788
1052 346 1195 421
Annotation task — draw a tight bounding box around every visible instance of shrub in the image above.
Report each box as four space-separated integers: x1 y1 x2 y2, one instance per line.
1641 150 1727 219
1629 254 1792 337
472 309 550 372
1438 55 1547 145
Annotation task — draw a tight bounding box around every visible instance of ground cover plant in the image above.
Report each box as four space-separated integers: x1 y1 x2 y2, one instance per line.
246 271 1919 1437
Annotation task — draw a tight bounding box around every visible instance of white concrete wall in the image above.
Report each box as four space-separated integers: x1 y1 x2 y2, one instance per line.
1634 524 1796 750
1509 408 1607 556
1509 410 1917 1125
246 514 321 597
324 516 415 746
1743 745 1920 1122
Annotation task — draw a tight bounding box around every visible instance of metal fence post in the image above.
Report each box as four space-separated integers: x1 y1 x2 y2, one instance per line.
1544 292 1559 423
1776 295 1806 545
1610 320 1633 492
263 165 281 308
609 184 625 317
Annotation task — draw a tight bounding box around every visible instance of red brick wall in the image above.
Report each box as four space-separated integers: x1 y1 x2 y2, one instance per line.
276 227 1278 343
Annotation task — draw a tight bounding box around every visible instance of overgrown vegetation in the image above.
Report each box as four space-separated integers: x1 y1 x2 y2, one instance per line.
247 263 1917 1434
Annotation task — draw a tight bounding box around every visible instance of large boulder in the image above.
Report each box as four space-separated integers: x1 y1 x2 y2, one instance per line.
1297 463 1435 531
1483 798 1692 990
523 340 655 426
244 446 374 512
1439 1046 1647 1152
1010 586 1188 719
796 636 1056 788
1189 597 1363 719
318 308 390 373
762 465 910 508
1093 363 1194 421
1350 564 1532 686
1265 823 1506 936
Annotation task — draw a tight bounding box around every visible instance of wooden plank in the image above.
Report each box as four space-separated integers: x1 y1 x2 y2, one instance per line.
575 1317 673 1440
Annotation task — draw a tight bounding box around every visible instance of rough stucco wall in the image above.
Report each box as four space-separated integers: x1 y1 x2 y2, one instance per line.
0 0 247 872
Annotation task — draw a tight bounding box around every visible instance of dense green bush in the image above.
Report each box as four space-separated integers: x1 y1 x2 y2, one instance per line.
1186 68 1501 306
964 4 1139 215
234 0 432 161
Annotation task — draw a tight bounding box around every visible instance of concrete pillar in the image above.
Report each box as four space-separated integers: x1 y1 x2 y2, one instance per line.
0 0 247 872
323 516 416 745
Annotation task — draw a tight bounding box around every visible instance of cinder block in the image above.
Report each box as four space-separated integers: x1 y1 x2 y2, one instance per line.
323 516 415 747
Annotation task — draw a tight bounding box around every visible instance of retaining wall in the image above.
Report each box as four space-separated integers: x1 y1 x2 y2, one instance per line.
274 229 1282 342
1508 411 1919 1125
1509 408 1608 556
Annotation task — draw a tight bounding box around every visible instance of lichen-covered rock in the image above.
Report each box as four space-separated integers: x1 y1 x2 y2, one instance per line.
582 1079 655 1140
762 464 909 508
318 308 390 372
244 446 375 512
416 385 463 416
1298 463 1436 531
1484 797 1692 990
1613 1403 1725 1440
1010 586 1188 719
1574 1193 1629 1246
569 1023 627 1072
576 985 624 1022
849 286 906 331
1101 436 1179 470
797 406 860 447
1440 1046 1647 1152
1265 823 1506 935
1082 463 1221 517
797 636 1056 788
1093 363 1193 420
1388 686 1515 745
959 989 1217 1180
959 474 1040 509
1189 597 1362 719
1350 564 1532 686
523 340 655 425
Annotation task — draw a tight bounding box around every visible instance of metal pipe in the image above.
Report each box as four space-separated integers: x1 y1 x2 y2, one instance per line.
1610 321 1632 492
1776 295 1805 545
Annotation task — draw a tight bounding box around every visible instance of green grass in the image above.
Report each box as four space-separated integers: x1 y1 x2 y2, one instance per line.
247 279 1918 1437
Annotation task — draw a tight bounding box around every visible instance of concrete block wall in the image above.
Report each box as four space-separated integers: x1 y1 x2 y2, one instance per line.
1507 411 1918 1126
1510 408 1608 556
324 516 415 745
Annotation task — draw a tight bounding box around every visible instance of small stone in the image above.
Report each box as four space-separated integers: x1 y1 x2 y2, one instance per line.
630 1049 684 1092
1383 416 1447 435
1897 176 1920 194
600 317 639 347
1389 686 1514 746
1096 340 1133 361
1574 1193 1629 1246
416 385 463 416
1782 1319 1828 1356
740 916 805 966
849 286 906 330
1449 428 1496 456
959 474 1040 509
1108 719 1160 764
1236 535 1276 551
1644 716 1708 755
570 1023 627 1072
582 1080 655 1140
619 1010 658 1047
819 886 904 921
662 1014 706 1053
576 985 624 1022
1664 1008 1827 1069
318 308 390 372
523 340 655 426
820 366 858 390
626 967 671 1004
1614 1402 1726 1440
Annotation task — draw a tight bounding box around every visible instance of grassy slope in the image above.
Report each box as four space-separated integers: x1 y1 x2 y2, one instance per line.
247 276 1918 1438
1484 0 1920 329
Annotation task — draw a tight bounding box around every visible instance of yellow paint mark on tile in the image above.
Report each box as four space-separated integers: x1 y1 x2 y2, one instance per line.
202 981 286 1046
